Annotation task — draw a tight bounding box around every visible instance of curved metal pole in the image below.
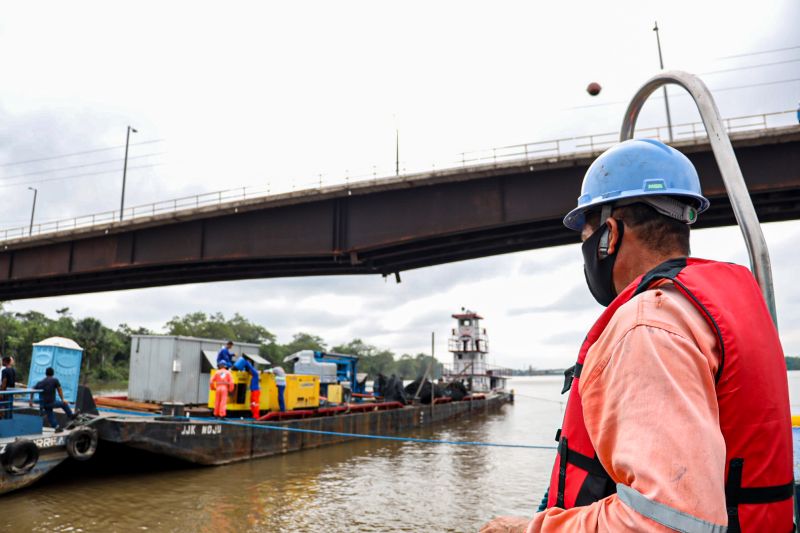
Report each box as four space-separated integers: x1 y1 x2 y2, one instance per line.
620 70 778 326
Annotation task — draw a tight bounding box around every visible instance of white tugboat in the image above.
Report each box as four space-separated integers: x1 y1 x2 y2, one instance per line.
445 309 509 393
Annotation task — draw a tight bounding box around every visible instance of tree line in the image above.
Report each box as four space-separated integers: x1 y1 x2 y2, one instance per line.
167 312 443 380
3 307 795 384
0 308 442 384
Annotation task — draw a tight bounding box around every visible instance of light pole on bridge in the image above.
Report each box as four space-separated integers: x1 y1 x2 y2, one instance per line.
653 21 674 143
120 125 138 221
27 187 38 236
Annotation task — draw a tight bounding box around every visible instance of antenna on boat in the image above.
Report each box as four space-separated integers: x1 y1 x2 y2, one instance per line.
619 71 777 327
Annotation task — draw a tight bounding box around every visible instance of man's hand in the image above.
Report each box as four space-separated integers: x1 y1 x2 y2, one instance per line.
479 516 530 533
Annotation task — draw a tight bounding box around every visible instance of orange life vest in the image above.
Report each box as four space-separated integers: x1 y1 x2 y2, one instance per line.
546 258 794 532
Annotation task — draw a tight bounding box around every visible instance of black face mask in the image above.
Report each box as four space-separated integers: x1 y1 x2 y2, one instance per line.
581 220 624 307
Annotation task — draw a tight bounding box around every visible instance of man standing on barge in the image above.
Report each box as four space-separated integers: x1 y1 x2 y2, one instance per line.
233 355 261 418
0 356 17 418
210 360 234 418
481 139 793 532
1 356 17 391
266 366 286 412
31 367 75 431
217 340 235 368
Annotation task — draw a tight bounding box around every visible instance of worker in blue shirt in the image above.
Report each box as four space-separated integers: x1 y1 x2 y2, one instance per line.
29 367 74 431
216 341 235 368
232 355 261 418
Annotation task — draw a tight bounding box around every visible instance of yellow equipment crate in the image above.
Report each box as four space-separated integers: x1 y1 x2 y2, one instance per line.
208 370 256 410
326 384 343 404
272 374 320 410
208 370 319 413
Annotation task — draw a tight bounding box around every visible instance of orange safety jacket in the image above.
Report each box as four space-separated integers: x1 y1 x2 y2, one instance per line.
210 369 234 392
546 258 794 532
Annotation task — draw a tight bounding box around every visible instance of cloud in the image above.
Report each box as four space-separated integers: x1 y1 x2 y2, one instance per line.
540 329 587 347
518 248 576 276
2 1 800 371
509 282 599 316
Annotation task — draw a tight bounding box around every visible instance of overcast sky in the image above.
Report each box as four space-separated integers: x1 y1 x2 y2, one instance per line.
0 1 798 369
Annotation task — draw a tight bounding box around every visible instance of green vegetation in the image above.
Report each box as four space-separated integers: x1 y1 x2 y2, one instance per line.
786 356 800 370
166 313 442 378
0 306 143 385
0 308 441 384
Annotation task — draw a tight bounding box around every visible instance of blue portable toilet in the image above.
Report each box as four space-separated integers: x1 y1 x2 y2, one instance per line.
27 337 84 403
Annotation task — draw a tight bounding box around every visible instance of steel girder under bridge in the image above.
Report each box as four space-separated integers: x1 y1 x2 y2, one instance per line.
0 126 798 300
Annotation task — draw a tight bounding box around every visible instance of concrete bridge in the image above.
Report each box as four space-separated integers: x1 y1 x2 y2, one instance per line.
0 125 798 300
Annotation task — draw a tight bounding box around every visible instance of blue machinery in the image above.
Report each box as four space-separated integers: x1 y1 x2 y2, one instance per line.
312 352 366 395
284 350 368 400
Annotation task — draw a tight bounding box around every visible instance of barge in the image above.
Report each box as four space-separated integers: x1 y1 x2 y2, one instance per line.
93 392 511 465
86 310 513 466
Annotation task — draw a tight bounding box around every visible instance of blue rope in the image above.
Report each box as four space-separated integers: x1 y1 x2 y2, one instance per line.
97 406 557 450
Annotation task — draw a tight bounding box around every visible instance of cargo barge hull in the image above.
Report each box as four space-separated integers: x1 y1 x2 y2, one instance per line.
95 393 512 465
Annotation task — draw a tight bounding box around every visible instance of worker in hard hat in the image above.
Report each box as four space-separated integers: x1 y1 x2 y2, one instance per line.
216 341 235 369
210 360 234 418
266 366 287 412
248 371 261 418
481 139 793 532
232 355 261 418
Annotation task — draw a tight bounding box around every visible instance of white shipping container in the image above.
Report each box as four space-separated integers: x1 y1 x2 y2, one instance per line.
128 335 265 404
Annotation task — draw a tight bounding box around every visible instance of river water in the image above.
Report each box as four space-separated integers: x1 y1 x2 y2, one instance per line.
2 373 799 532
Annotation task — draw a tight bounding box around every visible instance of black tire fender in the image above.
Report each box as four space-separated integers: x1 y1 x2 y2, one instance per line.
65 427 97 461
1 439 39 475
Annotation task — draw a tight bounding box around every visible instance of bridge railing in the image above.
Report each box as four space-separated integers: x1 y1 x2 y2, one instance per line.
456 109 797 166
1 109 796 243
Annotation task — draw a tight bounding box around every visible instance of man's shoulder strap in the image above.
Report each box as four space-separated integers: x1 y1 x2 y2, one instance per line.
633 257 687 296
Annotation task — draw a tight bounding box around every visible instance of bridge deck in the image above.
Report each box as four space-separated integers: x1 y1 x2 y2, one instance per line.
0 126 797 300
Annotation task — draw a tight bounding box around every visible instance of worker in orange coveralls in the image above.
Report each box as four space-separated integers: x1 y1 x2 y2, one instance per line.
210 360 234 418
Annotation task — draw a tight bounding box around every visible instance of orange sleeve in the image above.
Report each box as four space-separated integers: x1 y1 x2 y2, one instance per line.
528 285 727 532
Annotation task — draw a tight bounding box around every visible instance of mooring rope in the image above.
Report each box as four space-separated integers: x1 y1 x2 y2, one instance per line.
96 406 557 450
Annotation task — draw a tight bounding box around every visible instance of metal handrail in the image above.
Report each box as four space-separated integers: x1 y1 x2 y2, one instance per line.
620 71 778 326
0 109 795 244
458 110 794 164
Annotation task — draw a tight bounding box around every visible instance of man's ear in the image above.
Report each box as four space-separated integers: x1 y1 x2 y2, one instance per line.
605 217 620 255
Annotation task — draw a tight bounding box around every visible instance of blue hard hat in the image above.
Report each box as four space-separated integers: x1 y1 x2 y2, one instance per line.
563 138 710 231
